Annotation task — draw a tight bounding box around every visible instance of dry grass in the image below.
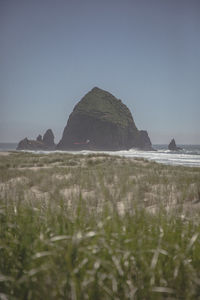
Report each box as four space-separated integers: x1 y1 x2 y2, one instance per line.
0 152 200 299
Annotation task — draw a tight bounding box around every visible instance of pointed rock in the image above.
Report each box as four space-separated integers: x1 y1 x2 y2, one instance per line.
43 129 55 147
168 138 182 151
36 134 42 142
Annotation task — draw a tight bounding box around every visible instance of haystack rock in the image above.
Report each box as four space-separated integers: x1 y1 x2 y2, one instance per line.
17 129 55 150
57 87 153 151
168 138 182 151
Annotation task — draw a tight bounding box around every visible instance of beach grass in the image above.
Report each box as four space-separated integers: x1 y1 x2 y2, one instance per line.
0 152 200 299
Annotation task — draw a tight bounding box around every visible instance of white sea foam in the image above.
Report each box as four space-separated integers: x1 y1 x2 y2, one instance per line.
72 146 200 167
1 143 200 167
106 148 200 167
24 149 200 167
38 147 200 167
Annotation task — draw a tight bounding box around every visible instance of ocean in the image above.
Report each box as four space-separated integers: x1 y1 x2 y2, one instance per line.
0 143 200 167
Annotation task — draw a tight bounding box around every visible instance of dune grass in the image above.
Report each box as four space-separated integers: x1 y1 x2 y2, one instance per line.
0 152 200 299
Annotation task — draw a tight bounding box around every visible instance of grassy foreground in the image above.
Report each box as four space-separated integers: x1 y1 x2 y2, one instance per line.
0 152 200 299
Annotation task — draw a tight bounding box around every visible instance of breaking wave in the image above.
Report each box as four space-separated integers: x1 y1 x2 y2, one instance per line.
1 143 200 167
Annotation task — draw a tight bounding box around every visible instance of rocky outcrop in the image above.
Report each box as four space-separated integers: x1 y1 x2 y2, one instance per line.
17 138 45 150
17 129 55 150
57 87 153 151
168 138 182 151
36 134 42 142
137 130 152 150
43 129 55 148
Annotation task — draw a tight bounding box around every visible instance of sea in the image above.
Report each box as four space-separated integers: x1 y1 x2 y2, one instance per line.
0 143 200 168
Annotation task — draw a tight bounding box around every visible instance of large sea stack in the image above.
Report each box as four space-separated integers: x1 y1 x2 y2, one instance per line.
57 87 153 151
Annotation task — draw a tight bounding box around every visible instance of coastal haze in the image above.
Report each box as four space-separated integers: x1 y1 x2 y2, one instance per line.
1 2 200 297
1 0 200 144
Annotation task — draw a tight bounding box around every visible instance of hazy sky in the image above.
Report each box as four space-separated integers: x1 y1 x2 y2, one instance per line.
1 0 200 144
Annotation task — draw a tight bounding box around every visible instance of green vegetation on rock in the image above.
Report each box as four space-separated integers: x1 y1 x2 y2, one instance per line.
73 87 135 128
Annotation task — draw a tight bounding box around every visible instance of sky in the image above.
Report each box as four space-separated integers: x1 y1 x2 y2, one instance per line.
1 0 200 144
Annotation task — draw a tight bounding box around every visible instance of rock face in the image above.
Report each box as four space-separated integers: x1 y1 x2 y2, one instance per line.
17 129 55 150
36 134 42 142
43 129 55 147
17 138 43 151
57 87 153 151
168 138 182 151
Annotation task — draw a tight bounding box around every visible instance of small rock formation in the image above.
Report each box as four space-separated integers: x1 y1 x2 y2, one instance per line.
168 138 182 151
36 134 42 142
43 129 55 148
17 138 44 150
17 129 55 150
57 87 153 151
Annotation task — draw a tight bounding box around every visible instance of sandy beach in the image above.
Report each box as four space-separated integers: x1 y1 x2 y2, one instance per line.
0 151 11 156
1 151 200 215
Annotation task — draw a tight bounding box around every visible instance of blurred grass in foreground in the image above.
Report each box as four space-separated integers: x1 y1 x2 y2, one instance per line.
0 152 200 299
